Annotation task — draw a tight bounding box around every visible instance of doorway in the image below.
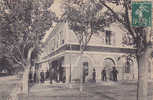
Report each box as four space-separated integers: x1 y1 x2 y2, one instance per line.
103 58 116 81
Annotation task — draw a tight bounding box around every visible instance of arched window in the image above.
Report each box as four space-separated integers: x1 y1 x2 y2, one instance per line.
104 58 115 67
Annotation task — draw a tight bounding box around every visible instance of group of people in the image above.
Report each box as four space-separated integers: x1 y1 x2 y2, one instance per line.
29 70 49 83
102 67 118 81
91 67 118 82
29 67 119 84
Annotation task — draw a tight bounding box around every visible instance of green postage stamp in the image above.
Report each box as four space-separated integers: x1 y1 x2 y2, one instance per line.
132 1 152 27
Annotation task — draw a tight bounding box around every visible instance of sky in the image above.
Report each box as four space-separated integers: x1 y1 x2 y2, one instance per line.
48 0 65 18
42 0 65 43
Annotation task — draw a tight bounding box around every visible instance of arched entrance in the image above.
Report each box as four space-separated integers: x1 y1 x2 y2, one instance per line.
72 54 95 82
49 57 65 83
103 58 116 81
117 55 136 80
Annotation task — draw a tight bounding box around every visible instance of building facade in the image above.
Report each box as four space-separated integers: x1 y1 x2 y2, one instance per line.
37 21 153 83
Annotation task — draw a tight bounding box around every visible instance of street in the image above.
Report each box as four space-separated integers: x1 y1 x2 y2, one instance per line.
19 81 153 100
0 76 20 100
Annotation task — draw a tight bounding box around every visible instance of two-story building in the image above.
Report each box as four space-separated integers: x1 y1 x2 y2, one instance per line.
36 21 153 83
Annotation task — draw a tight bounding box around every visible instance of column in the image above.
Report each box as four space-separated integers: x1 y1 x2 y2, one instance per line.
64 54 70 83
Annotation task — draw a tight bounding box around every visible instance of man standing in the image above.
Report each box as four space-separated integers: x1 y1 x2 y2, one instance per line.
45 69 49 81
49 68 53 84
40 70 45 83
33 71 37 83
29 70 32 83
92 68 96 82
102 68 107 81
112 67 118 81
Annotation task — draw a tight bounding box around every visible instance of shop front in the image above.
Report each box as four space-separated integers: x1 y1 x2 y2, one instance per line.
49 57 66 83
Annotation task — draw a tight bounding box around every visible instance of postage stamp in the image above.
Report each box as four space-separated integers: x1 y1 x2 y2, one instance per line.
132 1 152 27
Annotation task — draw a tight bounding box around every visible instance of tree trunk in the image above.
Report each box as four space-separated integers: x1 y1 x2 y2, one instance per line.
22 65 30 94
137 46 152 100
22 47 34 94
80 45 84 92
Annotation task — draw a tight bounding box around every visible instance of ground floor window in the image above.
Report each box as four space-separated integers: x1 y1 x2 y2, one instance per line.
83 62 89 83
49 57 66 83
125 61 130 73
125 59 133 73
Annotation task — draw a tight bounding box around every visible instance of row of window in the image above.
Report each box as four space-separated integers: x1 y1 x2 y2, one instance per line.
45 32 65 55
104 30 116 45
44 29 130 57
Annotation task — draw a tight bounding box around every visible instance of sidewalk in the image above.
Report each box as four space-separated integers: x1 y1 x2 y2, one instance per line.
0 75 20 100
18 81 121 100
18 80 153 100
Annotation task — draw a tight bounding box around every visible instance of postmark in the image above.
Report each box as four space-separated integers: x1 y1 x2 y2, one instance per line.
132 1 152 27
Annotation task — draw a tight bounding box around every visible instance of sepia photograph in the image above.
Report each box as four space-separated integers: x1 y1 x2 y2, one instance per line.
0 0 153 100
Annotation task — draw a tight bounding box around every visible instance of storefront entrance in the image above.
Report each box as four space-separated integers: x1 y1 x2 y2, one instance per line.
103 58 116 81
49 57 66 83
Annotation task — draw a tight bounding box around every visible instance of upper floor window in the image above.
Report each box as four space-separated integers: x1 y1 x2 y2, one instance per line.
59 32 64 45
105 30 112 45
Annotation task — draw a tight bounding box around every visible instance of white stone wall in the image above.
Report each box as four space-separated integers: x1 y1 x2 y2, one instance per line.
64 51 138 82
65 22 133 48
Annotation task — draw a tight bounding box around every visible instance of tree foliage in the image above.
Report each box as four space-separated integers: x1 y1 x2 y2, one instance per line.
100 0 152 55
0 0 55 70
64 0 152 56
64 0 116 50
64 0 152 100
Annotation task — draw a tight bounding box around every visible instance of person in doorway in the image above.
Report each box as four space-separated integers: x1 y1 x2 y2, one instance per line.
29 70 32 83
112 67 118 81
110 70 113 80
102 68 107 81
49 68 53 84
33 71 37 83
40 70 45 83
92 68 96 82
83 72 86 83
62 76 66 83
45 69 49 81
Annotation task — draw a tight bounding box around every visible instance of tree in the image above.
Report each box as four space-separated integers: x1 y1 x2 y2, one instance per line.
99 0 152 100
63 0 116 91
0 56 13 74
64 0 153 99
0 0 55 94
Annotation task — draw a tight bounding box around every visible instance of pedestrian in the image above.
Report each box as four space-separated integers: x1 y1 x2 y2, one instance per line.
92 68 96 82
40 70 45 83
33 71 37 83
46 69 49 80
29 70 32 83
49 68 53 84
110 70 113 80
102 68 107 81
62 76 66 83
112 67 118 81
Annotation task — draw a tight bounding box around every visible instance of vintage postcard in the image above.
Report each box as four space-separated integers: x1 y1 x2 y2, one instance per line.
0 0 152 100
